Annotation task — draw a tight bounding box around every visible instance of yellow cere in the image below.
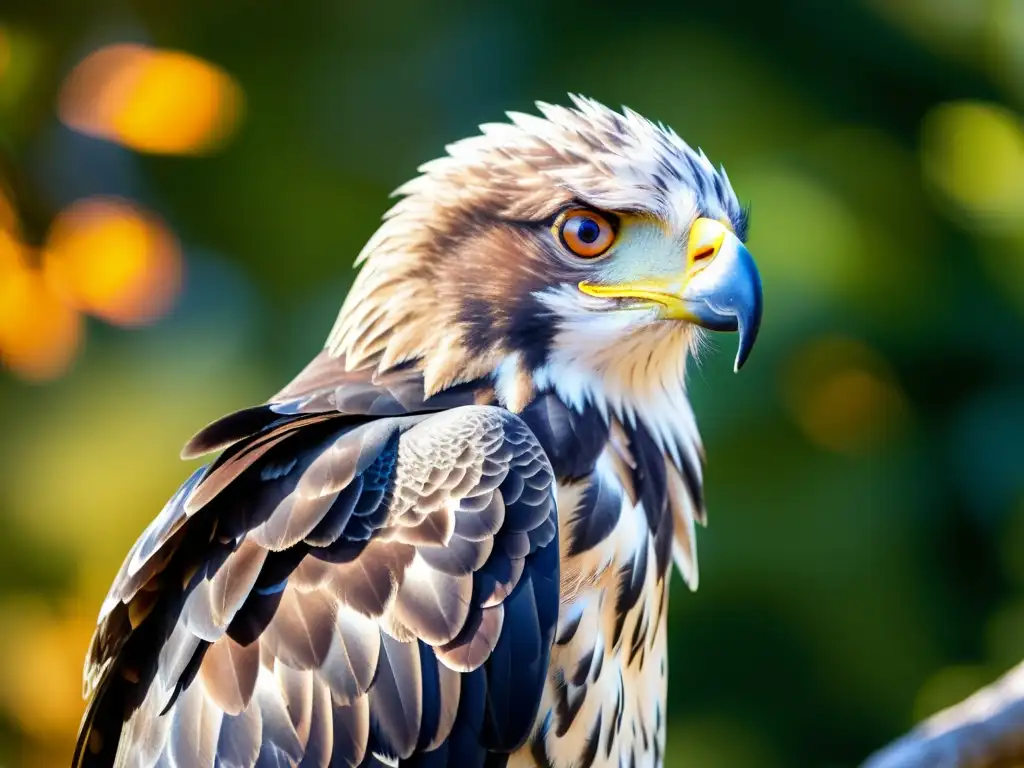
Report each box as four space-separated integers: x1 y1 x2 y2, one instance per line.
686 217 729 267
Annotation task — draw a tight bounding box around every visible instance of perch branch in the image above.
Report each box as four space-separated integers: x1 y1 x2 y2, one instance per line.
863 660 1024 767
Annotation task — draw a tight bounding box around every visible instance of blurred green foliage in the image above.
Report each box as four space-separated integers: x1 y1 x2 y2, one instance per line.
0 0 1023 765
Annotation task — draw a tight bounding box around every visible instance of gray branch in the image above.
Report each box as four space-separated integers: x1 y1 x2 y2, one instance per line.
863 661 1024 767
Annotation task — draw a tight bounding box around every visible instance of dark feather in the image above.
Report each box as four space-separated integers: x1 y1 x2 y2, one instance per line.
76 380 559 768
330 696 369 768
566 471 622 557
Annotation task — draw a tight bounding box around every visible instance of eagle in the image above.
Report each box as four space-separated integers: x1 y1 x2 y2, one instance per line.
73 95 762 768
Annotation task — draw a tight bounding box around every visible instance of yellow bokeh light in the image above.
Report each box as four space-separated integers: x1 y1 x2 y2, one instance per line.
58 43 244 155
0 227 24 276
781 336 908 455
0 264 83 382
921 100 1024 233
43 197 182 326
0 597 92 745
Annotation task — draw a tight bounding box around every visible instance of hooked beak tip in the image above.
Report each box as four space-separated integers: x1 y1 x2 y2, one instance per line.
683 233 763 372
733 311 761 372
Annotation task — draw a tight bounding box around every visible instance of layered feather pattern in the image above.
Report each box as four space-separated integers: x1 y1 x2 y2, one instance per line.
75 369 559 768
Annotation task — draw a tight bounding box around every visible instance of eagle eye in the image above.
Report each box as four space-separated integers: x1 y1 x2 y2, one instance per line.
555 210 615 258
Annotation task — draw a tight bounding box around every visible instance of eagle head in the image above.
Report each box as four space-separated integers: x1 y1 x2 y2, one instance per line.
328 95 762 415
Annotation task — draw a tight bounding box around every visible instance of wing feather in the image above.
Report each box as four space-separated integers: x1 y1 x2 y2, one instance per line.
76 394 558 768
200 634 260 715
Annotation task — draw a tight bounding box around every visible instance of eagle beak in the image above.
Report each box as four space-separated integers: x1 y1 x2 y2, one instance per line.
579 218 763 372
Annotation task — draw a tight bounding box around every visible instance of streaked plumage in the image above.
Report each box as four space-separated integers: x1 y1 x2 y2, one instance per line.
74 95 762 768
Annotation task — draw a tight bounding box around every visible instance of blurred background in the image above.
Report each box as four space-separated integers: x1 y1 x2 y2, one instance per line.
0 0 1022 765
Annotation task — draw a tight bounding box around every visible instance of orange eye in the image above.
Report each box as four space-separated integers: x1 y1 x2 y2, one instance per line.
556 210 615 258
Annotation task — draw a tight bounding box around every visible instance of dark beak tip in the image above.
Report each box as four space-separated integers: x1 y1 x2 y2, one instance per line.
732 299 763 374
733 347 750 373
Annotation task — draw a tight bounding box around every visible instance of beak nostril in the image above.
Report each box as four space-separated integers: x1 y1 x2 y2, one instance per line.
691 246 716 263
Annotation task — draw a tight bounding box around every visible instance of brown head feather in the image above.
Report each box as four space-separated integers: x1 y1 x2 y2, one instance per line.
324 95 745 402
